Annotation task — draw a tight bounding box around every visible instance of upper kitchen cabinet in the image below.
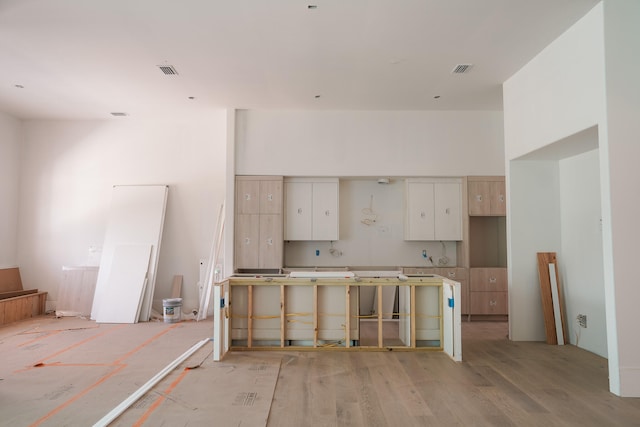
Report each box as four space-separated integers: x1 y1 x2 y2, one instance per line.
467 176 506 216
404 179 462 241
235 176 283 270
284 178 339 241
236 177 282 215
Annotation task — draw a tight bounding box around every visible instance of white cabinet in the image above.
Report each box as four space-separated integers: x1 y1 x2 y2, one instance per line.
404 179 462 241
284 178 339 241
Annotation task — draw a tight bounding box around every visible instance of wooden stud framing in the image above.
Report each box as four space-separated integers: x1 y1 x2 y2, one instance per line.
247 285 253 348
345 285 350 348
225 277 456 355
313 285 318 348
410 285 417 348
439 285 444 348
377 285 383 348
280 285 285 348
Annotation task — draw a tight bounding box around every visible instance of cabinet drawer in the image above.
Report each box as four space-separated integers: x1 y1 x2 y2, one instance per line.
470 268 507 292
403 267 437 276
434 268 468 281
470 291 508 315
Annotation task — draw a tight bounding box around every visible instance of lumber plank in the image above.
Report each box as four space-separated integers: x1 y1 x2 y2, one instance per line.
0 267 23 292
537 252 567 344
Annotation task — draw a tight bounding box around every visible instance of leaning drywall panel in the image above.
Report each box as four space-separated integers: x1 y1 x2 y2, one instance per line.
91 185 168 322
95 244 151 324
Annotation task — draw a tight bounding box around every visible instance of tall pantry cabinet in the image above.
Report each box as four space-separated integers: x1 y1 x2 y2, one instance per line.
466 176 508 319
235 176 284 270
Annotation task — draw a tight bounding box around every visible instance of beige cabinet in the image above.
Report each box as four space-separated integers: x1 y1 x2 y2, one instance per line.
404 179 462 241
284 178 339 241
469 267 508 315
235 176 283 269
403 267 468 315
468 177 506 216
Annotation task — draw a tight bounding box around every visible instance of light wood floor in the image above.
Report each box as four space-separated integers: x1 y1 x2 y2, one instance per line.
267 321 640 426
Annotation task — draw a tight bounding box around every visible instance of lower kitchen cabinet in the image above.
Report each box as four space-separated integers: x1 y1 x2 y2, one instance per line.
469 267 508 316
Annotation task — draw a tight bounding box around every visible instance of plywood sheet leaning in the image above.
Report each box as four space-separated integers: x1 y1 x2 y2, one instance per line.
95 244 152 323
0 267 23 292
56 266 99 317
91 185 168 322
537 252 567 345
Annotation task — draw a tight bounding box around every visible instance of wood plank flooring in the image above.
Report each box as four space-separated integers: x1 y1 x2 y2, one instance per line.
267 321 640 426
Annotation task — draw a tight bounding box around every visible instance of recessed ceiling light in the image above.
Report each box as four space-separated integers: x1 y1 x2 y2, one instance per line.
110 112 129 117
434 95 441 99
14 84 24 89
314 95 321 99
188 96 195 100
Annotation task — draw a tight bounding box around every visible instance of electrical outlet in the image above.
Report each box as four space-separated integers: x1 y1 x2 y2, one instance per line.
577 314 587 328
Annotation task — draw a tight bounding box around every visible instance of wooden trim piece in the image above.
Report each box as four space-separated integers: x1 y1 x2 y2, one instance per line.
537 252 567 345
0 289 38 300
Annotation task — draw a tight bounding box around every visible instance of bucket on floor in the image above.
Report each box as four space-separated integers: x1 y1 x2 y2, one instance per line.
162 298 182 323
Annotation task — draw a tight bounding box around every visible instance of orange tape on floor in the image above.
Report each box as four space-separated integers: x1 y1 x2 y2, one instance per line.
26 323 182 427
132 368 191 427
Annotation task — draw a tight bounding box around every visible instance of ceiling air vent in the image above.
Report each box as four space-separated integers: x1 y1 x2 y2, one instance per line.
157 65 179 75
451 64 473 74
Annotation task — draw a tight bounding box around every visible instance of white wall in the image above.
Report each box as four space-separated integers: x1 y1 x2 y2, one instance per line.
17 113 228 314
602 0 640 396
504 1 640 396
559 149 606 357
0 112 21 267
236 110 504 176
503 3 605 339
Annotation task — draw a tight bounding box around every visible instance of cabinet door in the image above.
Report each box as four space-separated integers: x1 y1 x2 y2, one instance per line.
434 183 462 240
405 182 435 240
490 181 506 216
235 214 260 268
312 182 339 240
284 182 312 240
468 181 491 216
260 180 283 215
259 214 283 268
236 179 260 214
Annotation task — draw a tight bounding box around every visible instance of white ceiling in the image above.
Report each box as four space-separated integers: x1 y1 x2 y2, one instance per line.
0 0 599 120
